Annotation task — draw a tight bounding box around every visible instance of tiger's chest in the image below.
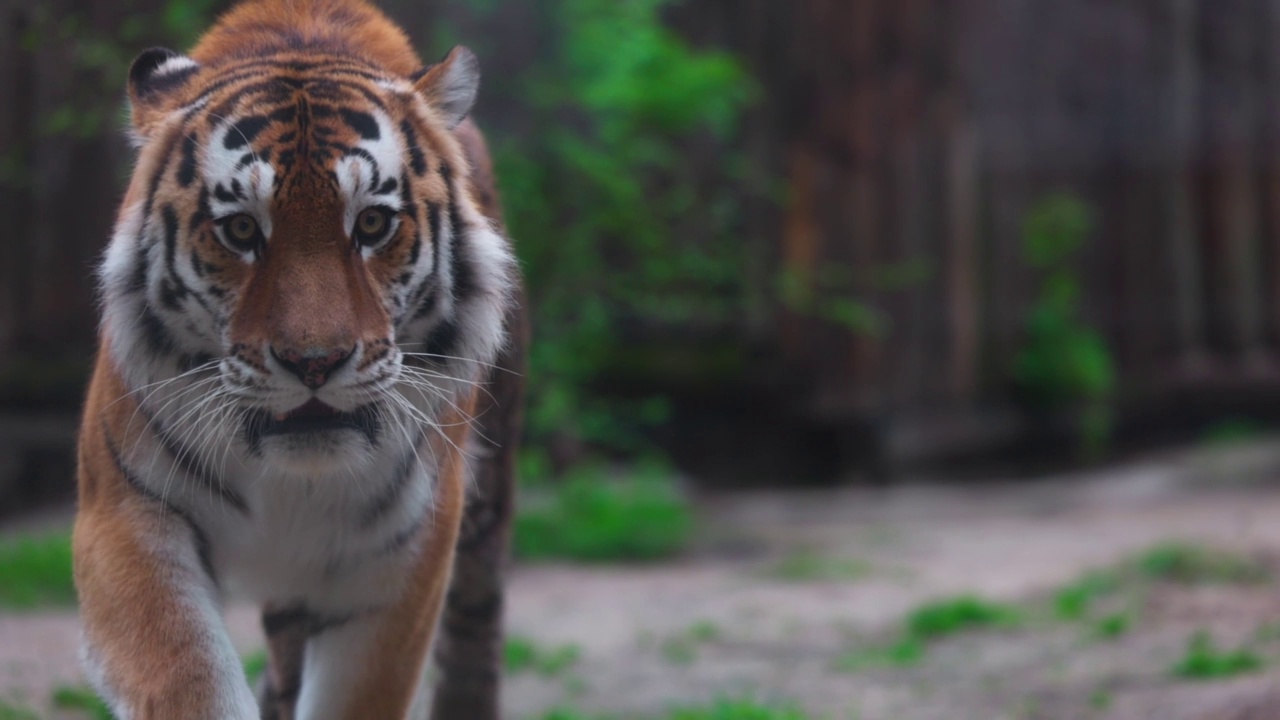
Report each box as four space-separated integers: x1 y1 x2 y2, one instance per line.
198 458 436 608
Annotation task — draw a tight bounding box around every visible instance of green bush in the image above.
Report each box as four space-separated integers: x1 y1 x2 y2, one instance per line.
1014 194 1115 457
1171 631 1264 679
514 461 693 562
905 596 1020 640
494 0 759 453
0 532 76 609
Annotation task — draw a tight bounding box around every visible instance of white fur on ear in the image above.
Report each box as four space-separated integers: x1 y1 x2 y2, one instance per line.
414 46 480 129
129 47 200 104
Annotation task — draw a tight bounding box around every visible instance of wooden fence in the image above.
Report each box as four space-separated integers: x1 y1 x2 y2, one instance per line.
668 0 1280 463
5 0 1280 476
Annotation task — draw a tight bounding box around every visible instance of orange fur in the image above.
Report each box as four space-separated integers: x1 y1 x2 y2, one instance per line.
75 1 518 718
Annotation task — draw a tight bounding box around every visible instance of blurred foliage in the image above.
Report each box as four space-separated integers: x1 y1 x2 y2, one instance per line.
537 699 815 720
0 532 75 609
504 636 582 677
51 686 114 720
1014 194 1116 457
1135 543 1269 585
1170 631 1264 680
492 0 760 453
514 459 692 562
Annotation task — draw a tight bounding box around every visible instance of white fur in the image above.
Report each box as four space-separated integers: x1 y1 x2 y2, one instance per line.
93 65 517 716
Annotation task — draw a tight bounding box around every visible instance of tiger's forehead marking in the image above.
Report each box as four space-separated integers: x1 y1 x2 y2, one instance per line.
196 79 408 229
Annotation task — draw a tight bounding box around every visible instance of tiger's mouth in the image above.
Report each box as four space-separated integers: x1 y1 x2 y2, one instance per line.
244 399 381 446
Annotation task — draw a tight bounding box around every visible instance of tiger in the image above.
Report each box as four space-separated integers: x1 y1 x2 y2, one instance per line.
72 0 526 718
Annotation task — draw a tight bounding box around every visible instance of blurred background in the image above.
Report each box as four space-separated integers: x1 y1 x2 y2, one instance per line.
7 1 1280 719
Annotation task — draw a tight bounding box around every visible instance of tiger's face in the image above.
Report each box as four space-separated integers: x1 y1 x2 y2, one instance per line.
101 46 514 475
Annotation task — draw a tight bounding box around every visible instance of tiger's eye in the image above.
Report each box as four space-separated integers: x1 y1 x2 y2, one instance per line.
357 208 388 237
228 214 258 243
353 207 394 248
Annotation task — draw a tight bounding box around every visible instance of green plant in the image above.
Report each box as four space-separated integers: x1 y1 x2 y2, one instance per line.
905 596 1020 640
1136 543 1268 585
514 460 692 562
1053 571 1119 621
766 549 871 583
1171 631 1264 679
504 636 582 677
1013 194 1115 457
490 0 760 454
838 595 1018 673
52 685 115 720
659 621 723 665
1092 613 1130 640
242 651 268 684
834 636 925 671
0 532 76 609
667 699 813 720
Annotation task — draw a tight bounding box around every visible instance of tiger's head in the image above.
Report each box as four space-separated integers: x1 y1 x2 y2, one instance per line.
99 3 515 476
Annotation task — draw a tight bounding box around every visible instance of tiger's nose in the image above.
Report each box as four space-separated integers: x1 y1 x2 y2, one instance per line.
270 345 355 389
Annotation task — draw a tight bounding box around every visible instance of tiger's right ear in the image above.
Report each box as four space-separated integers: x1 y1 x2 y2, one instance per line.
127 47 200 141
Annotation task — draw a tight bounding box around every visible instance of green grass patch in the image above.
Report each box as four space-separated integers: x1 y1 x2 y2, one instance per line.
1052 571 1119 620
1092 613 1130 640
0 532 76 609
243 650 268 684
532 699 814 720
838 595 1019 673
52 685 114 720
514 462 692 562
660 621 723 665
1170 631 1264 680
666 698 813 720
905 596 1020 640
834 636 925 671
504 636 582 677
765 549 871 583
1136 543 1268 585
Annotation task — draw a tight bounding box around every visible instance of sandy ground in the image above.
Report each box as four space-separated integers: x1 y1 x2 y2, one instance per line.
6 440 1280 719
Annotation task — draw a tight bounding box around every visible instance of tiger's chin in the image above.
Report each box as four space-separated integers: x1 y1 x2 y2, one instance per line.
245 402 383 477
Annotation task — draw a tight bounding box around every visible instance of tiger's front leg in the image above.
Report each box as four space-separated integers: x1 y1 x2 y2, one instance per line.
74 505 258 720
263 441 467 720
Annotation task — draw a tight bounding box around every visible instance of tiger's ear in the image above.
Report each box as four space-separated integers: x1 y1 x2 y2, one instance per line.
127 47 200 139
413 46 480 129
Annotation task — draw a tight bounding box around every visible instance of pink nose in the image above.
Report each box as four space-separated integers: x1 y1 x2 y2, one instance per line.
270 346 355 389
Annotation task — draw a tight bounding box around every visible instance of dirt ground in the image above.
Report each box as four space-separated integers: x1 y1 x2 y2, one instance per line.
6 440 1280 719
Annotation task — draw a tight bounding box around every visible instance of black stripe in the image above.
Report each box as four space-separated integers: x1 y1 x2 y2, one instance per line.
423 318 459 358
262 605 356 638
447 197 477 302
177 134 198 187
126 241 149 295
358 440 420 529
103 424 216 583
223 115 270 150
339 108 379 140
379 512 428 556
138 405 249 515
139 305 177 357
401 120 426 176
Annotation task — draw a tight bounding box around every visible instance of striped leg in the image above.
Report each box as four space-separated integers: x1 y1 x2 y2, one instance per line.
430 300 527 720
75 508 258 720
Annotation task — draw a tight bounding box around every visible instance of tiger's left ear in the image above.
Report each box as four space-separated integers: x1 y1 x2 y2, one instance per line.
127 47 201 141
414 46 480 129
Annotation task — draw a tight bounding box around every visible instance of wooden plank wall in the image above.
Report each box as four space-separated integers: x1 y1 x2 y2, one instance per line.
676 0 1280 438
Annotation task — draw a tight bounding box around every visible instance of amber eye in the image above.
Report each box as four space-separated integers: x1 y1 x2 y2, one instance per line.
218 213 262 254
353 207 394 248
